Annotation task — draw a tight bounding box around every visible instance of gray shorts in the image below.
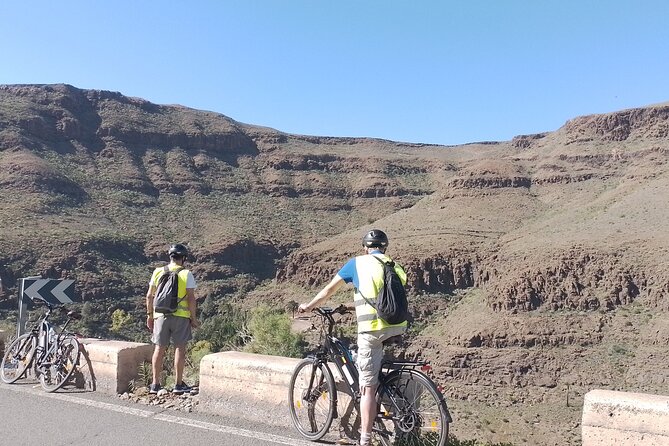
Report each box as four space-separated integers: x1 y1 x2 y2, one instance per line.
151 315 192 346
356 325 407 387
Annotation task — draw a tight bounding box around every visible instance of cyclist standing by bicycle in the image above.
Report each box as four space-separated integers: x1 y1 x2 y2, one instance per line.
145 243 200 395
299 229 408 446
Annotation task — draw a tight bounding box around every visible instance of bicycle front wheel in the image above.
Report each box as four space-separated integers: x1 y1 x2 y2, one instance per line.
375 369 450 446
39 335 80 392
1 333 37 384
288 358 336 440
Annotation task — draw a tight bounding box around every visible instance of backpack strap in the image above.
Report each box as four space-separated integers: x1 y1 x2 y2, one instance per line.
158 265 182 280
358 254 390 309
172 267 187 306
371 255 394 268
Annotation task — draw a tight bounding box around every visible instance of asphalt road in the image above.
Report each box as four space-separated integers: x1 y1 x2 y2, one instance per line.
0 382 329 446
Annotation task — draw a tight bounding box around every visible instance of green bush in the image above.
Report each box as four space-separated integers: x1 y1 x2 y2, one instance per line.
244 305 305 358
110 309 133 333
189 340 212 370
193 303 250 351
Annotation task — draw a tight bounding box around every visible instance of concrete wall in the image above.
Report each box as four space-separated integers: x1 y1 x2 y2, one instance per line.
77 339 154 394
198 351 301 426
582 389 669 446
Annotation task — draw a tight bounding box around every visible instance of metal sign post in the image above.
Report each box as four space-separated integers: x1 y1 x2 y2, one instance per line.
17 277 76 336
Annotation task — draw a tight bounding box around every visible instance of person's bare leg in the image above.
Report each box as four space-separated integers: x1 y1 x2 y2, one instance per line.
152 345 167 385
359 384 378 445
174 343 186 384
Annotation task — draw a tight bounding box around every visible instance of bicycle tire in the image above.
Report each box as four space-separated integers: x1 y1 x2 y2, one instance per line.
39 335 80 392
288 358 337 440
375 369 450 446
1 333 37 384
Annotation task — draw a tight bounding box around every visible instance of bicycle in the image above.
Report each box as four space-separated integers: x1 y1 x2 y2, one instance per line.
288 305 452 446
1 296 82 392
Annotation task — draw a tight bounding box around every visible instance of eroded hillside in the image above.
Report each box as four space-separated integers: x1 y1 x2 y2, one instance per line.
1 84 668 445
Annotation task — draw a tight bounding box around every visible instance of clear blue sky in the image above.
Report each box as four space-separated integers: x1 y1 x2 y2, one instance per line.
1 1 668 145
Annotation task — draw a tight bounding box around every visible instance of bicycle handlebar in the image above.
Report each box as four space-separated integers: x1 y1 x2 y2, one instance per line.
314 304 353 316
29 296 80 322
31 296 50 306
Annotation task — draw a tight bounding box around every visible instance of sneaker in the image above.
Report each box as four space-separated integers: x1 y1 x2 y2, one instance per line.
172 382 192 395
149 383 162 394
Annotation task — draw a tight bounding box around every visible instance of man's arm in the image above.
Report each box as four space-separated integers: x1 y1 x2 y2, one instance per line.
299 275 346 312
186 288 199 328
145 284 156 330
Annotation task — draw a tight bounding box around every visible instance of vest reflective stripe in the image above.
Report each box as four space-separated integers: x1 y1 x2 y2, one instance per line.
152 266 191 319
357 313 378 322
354 254 408 333
354 296 375 306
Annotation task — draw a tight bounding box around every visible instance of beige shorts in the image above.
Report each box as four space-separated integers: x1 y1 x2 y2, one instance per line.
356 325 407 387
151 315 192 346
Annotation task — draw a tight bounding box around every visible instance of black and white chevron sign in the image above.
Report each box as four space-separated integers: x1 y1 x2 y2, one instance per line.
21 278 75 305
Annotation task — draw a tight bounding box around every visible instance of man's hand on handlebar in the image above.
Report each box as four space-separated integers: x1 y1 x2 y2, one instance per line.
297 302 354 315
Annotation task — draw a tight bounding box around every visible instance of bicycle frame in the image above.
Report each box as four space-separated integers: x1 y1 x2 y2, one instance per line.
26 298 78 376
35 311 76 374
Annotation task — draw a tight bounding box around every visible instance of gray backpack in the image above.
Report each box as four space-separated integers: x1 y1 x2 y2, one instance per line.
153 266 184 314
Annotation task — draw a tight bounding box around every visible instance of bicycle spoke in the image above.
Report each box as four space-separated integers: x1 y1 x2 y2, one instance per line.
40 336 80 392
375 370 449 446
1 334 37 384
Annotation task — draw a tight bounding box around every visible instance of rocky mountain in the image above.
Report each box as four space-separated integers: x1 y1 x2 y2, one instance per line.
1 84 668 445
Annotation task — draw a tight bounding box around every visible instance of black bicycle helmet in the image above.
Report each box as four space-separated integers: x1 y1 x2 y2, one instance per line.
168 243 189 258
362 229 389 248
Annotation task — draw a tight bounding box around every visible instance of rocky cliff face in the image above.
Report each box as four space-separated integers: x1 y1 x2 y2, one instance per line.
2 84 668 446
564 104 669 143
2 85 667 310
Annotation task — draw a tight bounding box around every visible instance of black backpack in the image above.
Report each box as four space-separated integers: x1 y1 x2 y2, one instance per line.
361 256 409 325
153 266 185 314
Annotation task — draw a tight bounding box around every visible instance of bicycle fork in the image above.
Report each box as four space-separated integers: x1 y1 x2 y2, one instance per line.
305 361 339 429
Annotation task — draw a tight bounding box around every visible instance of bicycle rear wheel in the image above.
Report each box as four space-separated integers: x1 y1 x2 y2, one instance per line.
39 335 80 392
288 358 336 440
375 369 450 446
1 333 37 384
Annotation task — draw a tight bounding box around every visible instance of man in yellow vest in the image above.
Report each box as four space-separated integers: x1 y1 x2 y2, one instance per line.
145 243 200 395
299 229 407 446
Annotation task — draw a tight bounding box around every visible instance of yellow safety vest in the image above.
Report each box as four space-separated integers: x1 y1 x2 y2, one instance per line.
150 264 191 319
354 254 408 333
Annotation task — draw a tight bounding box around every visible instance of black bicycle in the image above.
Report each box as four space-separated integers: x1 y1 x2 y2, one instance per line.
1 296 81 392
288 305 451 446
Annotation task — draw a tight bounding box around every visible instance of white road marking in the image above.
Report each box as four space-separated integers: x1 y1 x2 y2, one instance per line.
154 414 316 446
1 383 154 417
0 384 316 445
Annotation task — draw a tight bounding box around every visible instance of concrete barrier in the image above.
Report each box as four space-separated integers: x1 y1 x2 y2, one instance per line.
77 339 154 394
582 389 669 446
198 351 361 440
198 351 300 426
